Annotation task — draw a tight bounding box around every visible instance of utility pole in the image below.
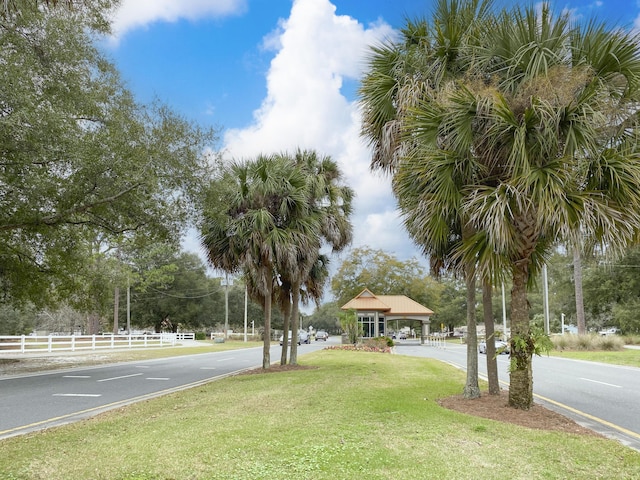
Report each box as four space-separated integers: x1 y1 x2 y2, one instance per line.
243 284 248 342
542 264 550 335
126 276 131 334
223 274 231 339
113 286 119 334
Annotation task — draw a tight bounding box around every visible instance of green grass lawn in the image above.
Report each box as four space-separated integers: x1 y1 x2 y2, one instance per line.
1 350 639 479
549 348 640 367
106 340 261 360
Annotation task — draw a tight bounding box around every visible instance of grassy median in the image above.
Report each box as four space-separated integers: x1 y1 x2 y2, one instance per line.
1 350 639 479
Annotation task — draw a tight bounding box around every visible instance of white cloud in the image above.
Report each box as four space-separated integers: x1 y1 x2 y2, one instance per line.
111 0 247 39
223 0 421 269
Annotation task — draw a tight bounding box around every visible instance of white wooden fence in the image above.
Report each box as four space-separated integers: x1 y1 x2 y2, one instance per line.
0 332 195 354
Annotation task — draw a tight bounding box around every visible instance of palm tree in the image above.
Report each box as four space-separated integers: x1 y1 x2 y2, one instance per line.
203 151 353 369
283 150 353 365
366 1 640 410
201 154 312 369
467 5 640 409
360 0 640 409
359 0 495 399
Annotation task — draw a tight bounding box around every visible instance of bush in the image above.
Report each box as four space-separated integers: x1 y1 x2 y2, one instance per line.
550 334 625 351
553 334 569 351
598 335 623 351
364 336 394 349
195 332 207 341
577 335 592 350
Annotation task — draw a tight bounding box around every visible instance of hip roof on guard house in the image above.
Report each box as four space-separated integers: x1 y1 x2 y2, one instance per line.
341 288 434 316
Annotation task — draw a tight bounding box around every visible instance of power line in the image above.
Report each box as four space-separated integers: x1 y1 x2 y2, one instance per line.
135 286 220 300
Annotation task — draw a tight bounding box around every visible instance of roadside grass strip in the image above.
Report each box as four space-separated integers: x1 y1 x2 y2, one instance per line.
1 350 639 480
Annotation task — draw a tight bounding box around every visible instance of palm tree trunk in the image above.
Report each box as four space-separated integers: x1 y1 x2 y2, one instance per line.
280 283 291 365
573 246 586 335
289 281 301 365
508 263 533 409
262 267 273 370
463 265 480 399
483 278 500 395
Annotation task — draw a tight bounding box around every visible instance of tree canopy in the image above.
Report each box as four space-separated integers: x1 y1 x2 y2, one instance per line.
0 2 217 307
331 246 442 310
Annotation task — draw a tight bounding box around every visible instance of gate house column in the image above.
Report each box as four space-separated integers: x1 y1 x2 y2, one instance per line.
421 321 430 344
373 311 379 337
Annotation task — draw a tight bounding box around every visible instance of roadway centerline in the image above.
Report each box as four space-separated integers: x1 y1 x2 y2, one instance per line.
146 378 170 381
217 358 234 362
63 375 91 379
579 378 622 388
97 373 143 383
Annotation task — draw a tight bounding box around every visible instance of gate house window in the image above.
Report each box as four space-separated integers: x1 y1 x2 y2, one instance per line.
358 314 375 338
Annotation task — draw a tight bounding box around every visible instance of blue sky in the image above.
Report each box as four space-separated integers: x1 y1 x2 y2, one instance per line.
102 0 640 283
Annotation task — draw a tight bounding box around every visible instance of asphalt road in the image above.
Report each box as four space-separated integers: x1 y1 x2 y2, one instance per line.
394 340 640 451
2 337 639 452
0 340 329 439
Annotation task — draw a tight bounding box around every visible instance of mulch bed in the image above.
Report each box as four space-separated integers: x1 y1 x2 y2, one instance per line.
438 390 604 437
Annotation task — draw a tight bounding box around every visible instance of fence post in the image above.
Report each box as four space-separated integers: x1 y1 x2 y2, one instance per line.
21 334 26 353
92 334 96 350
71 335 75 352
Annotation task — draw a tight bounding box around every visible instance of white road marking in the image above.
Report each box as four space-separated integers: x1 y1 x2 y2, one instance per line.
217 358 234 362
53 394 102 397
146 377 170 381
200 367 216 370
136 366 151 369
63 375 91 379
97 373 143 383
580 378 622 388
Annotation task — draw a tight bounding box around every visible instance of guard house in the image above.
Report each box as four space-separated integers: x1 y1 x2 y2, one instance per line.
341 288 434 342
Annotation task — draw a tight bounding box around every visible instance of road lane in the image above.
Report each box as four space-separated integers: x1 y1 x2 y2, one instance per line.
394 340 640 450
0 341 327 439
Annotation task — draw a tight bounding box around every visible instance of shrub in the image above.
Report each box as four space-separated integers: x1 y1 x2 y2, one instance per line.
623 334 640 345
363 336 394 349
195 332 207 341
339 309 362 345
553 334 569 351
596 335 624 351
550 334 624 351
325 343 392 353
577 335 592 350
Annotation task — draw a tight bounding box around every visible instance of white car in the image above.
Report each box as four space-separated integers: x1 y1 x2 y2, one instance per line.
279 330 309 346
599 327 619 336
478 339 509 355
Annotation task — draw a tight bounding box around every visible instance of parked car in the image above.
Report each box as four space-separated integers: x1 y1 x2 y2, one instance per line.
315 330 329 341
599 327 619 336
279 330 309 346
478 339 509 355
